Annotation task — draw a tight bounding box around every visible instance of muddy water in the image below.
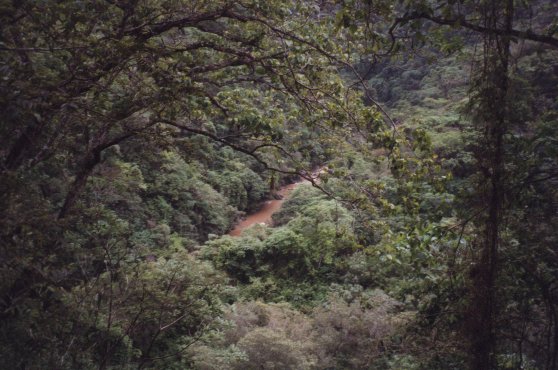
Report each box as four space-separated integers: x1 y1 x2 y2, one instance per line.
228 180 308 236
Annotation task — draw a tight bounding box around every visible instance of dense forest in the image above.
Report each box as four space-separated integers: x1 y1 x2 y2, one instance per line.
1 0 557 369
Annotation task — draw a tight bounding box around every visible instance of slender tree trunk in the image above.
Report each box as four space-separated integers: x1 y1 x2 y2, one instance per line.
469 1 513 369
57 130 138 219
4 121 44 171
57 150 102 219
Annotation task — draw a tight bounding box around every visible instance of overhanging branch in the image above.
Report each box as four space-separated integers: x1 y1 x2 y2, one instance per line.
157 118 332 196
396 12 558 48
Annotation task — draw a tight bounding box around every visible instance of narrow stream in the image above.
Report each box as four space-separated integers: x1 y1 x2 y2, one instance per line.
228 179 308 236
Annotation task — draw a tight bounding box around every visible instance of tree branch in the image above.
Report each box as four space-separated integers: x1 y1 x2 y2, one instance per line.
158 118 332 196
396 12 558 48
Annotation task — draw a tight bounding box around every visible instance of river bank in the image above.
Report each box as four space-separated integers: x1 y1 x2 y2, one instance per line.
228 168 325 236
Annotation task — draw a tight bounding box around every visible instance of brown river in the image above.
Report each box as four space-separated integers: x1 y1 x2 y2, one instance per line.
228 169 324 236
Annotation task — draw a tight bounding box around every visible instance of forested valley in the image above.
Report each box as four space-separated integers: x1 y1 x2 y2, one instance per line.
1 1 558 369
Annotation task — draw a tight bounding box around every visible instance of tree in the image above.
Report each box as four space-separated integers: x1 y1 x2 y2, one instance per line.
335 0 558 368
0 0 363 219
0 1 382 367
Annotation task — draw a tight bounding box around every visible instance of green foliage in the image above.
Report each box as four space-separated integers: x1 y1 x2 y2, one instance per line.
208 163 268 212
202 235 266 284
201 191 359 304
271 185 327 226
0 208 226 368
188 294 412 370
311 291 410 369
1 0 557 368
0 0 382 367
148 151 236 240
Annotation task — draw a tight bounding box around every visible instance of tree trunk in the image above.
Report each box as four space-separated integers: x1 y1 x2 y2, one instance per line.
469 1 513 369
57 150 102 219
